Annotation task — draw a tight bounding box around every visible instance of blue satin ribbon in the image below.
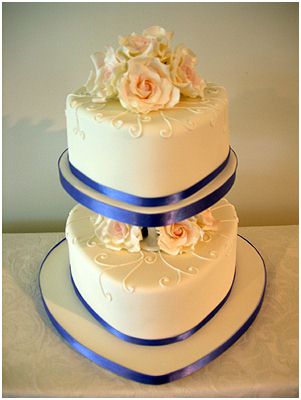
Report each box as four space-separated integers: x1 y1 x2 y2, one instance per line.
70 267 236 346
39 236 266 385
58 154 237 227
67 148 231 207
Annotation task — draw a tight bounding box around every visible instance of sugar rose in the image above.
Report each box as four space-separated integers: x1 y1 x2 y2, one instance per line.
84 51 105 99
143 26 173 62
158 220 202 255
196 210 219 232
95 218 142 252
117 33 156 61
85 47 126 101
117 56 180 113
83 26 207 111
170 44 206 98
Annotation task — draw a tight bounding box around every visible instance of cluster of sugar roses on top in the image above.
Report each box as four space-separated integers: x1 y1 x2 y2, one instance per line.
94 210 218 256
84 26 207 114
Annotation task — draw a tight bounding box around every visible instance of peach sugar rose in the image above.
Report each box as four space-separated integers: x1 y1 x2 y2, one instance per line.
83 26 206 112
85 47 126 102
116 26 173 62
170 44 206 98
118 57 180 113
196 209 219 232
93 210 219 255
142 26 173 62
157 220 202 256
95 217 142 252
117 34 155 60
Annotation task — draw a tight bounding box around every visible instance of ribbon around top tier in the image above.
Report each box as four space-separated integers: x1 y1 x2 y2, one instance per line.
58 148 237 227
68 148 231 207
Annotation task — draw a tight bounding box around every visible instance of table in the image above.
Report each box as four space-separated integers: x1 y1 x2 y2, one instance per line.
3 226 298 397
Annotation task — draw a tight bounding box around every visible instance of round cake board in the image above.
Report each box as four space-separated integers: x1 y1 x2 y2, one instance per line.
58 149 238 226
39 235 266 385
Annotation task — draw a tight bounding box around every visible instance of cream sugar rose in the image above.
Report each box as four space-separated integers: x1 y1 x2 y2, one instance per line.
84 26 206 112
85 208 218 256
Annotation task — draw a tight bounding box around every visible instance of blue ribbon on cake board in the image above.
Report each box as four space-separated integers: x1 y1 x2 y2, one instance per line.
68 149 231 207
58 148 238 227
38 236 266 385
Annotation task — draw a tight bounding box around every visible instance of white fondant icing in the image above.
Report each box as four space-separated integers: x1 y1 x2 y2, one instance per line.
66 83 230 198
66 199 238 340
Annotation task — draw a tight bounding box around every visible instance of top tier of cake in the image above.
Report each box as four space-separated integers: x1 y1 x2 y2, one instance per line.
64 26 233 207
66 83 229 199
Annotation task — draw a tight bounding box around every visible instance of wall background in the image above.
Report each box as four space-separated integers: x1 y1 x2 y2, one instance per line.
3 2 298 232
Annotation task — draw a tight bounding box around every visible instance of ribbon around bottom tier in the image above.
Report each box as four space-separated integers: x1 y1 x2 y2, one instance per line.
70 266 236 346
68 148 231 207
39 236 266 385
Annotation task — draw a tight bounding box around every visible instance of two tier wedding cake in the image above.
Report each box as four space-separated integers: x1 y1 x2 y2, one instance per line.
63 26 238 342
39 26 265 385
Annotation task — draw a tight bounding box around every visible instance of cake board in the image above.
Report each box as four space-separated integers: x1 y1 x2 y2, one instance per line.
58 148 238 226
39 235 266 385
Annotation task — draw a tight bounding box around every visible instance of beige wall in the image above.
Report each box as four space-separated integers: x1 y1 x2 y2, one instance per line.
3 3 298 232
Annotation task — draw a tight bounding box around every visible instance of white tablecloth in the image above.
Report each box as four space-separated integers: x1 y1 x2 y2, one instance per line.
3 226 298 397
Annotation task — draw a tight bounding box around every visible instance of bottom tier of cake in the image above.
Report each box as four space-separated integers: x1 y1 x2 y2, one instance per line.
65 198 238 342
